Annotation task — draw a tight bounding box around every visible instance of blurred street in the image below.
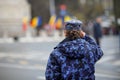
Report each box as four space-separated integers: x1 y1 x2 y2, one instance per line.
0 35 119 80
0 0 120 80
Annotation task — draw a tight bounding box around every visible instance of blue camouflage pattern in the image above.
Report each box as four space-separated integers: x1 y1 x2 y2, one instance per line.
45 35 103 80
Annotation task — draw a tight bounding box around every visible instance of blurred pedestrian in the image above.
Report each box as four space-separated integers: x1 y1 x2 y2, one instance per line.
44 24 52 36
93 17 103 46
82 21 90 35
88 21 94 36
45 19 103 80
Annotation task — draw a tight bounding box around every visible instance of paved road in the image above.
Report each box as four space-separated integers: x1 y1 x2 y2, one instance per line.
0 35 119 80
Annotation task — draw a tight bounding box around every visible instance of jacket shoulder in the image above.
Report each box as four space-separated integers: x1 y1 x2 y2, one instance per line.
51 48 62 58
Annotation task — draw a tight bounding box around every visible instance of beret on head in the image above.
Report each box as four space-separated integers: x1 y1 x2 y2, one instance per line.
65 19 83 31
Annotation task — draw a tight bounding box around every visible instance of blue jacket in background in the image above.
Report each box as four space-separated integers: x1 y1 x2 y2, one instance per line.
93 22 102 38
45 35 103 80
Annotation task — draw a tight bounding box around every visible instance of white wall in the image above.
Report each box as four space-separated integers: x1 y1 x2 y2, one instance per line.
0 0 31 37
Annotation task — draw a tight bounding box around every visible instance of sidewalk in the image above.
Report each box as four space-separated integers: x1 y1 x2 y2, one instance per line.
0 34 119 80
96 35 120 80
0 31 65 43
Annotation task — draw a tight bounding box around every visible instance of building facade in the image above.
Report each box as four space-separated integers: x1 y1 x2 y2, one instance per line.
0 0 31 37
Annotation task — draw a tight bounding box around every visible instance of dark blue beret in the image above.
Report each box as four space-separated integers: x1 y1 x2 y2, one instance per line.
65 19 83 30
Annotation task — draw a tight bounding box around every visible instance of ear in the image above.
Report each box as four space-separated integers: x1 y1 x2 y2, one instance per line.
64 30 67 36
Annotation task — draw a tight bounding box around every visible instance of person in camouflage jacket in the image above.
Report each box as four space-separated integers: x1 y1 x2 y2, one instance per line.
45 19 103 80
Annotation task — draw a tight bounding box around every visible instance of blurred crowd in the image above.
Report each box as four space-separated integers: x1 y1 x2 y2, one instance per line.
41 18 119 37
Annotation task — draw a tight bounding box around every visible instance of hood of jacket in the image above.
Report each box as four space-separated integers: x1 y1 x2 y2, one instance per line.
56 38 86 59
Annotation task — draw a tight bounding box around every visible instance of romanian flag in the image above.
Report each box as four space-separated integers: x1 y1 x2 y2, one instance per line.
30 17 42 28
55 18 62 29
22 17 28 31
49 15 56 28
48 15 72 29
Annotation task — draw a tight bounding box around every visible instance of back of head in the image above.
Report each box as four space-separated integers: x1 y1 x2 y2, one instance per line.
65 30 80 40
96 17 102 23
64 19 83 40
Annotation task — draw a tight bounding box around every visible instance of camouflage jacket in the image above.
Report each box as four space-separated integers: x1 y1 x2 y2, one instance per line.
45 35 103 80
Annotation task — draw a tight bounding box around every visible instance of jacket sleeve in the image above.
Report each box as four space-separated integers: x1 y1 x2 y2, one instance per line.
83 35 96 45
45 51 61 80
83 35 103 63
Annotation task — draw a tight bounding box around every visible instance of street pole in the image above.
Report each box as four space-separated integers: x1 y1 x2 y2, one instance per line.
113 0 120 52
49 0 56 36
49 0 56 16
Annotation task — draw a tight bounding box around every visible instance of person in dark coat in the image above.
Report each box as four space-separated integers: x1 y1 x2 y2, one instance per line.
93 17 103 45
45 19 103 80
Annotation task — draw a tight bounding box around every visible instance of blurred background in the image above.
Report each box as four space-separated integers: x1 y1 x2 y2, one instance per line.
0 0 119 80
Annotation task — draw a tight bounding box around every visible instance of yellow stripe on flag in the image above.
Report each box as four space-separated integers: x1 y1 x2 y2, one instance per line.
31 17 38 28
23 17 28 23
64 15 72 22
49 15 56 26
